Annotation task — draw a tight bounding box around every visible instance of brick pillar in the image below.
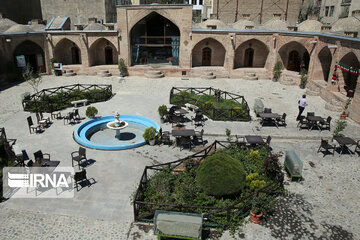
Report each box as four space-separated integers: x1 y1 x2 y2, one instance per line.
79 34 90 67
349 80 360 123
225 33 235 72
327 41 341 92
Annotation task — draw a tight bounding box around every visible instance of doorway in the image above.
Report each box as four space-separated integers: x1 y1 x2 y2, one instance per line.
244 48 254 67
202 47 211 66
105 47 113 64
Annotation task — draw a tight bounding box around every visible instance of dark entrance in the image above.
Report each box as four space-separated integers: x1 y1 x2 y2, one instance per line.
13 40 45 72
287 51 300 72
71 46 81 64
244 48 254 67
105 47 113 64
202 47 211 66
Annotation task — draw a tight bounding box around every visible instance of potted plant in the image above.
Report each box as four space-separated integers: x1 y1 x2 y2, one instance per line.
340 98 352 119
86 106 98 119
143 127 157 146
118 58 127 77
332 120 347 138
158 105 168 123
250 193 266 223
299 68 308 89
272 61 282 82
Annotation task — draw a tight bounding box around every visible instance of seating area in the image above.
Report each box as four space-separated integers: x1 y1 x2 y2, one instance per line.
297 112 331 131
258 108 286 128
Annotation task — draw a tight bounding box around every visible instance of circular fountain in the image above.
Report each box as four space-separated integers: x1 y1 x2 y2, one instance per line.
73 114 160 150
106 112 129 139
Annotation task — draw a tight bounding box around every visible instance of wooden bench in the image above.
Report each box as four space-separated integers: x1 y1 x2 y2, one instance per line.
284 150 303 182
71 99 88 108
154 210 203 240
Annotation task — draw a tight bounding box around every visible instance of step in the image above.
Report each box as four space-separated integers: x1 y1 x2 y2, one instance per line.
98 70 111 77
65 69 76 76
201 72 216 79
306 84 320 96
325 98 343 112
145 70 164 78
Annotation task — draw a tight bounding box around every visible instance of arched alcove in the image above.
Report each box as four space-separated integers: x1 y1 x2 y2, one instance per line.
278 41 309 72
192 38 226 67
89 38 118 66
130 12 180 66
54 38 82 65
13 40 45 72
318 47 332 82
234 39 269 68
339 52 360 93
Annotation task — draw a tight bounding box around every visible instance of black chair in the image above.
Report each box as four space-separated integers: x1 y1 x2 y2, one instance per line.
355 140 360 155
192 113 205 127
170 115 183 127
179 136 192 151
306 112 315 118
27 116 41 134
317 139 336 156
320 116 332 131
297 117 309 130
71 147 87 170
64 112 75 125
40 112 51 124
264 108 272 113
73 109 81 121
33 150 51 163
159 128 172 146
276 113 287 127
26 160 33 167
235 135 247 148
265 136 272 150
74 169 91 191
194 129 204 146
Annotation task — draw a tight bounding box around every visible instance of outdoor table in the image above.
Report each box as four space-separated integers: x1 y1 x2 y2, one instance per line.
258 113 281 128
307 116 324 131
172 129 195 137
245 135 265 145
333 136 357 156
175 108 189 116
32 160 60 170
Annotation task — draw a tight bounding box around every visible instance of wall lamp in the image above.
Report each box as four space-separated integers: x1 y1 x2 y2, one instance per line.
310 40 317 44
5 38 11 43
230 35 234 41
189 32 192 40
328 45 337 49
273 37 276 48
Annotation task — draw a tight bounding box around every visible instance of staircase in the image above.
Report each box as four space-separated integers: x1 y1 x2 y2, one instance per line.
325 98 344 112
306 84 321 96
145 70 164 78
244 72 258 80
98 70 111 77
201 72 216 79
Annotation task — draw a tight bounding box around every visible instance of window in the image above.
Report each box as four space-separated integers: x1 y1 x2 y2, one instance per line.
325 6 329 16
329 6 335 16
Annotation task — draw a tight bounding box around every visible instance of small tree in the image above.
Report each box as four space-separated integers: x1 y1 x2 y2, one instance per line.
273 61 283 80
118 58 127 76
158 105 168 118
333 120 347 137
300 68 308 87
23 64 42 93
86 106 98 118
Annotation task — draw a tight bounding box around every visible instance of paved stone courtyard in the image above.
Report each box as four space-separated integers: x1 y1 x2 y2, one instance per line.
0 75 359 239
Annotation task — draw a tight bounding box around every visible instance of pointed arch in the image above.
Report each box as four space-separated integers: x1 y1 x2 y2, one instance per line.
339 52 360 93
234 39 269 68
192 38 226 67
130 12 180 66
317 47 332 82
89 38 118 66
278 41 309 72
13 40 45 72
54 38 82 65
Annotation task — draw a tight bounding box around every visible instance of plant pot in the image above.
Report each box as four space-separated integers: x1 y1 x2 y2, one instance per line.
340 114 347 120
272 78 278 82
299 84 305 89
149 139 156 146
250 210 263 223
160 117 165 124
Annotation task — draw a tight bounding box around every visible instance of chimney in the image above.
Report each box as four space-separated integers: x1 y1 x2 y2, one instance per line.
106 25 114 30
242 14 250 20
344 31 358 38
308 14 318 20
273 13 281 20
88 17 97 23
352 10 360 17
321 25 332 33
74 24 84 30
245 25 254 30
287 26 298 31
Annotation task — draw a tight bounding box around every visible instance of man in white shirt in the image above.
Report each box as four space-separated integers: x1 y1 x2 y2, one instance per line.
297 94 308 120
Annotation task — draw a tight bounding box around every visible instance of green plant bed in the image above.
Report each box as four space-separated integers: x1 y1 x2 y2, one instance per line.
24 88 112 112
170 91 250 121
135 146 284 230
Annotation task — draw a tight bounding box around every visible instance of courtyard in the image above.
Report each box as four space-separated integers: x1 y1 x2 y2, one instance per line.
0 75 359 239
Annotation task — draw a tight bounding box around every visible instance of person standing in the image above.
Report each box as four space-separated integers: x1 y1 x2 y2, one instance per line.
297 94 308 120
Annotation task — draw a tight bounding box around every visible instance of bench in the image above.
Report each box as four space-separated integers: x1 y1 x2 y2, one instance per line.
284 150 303 182
185 103 199 112
154 210 203 240
71 99 88 108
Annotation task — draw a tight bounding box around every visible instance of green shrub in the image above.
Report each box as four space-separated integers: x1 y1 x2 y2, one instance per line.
158 105 167 118
196 152 246 197
202 101 215 110
86 106 98 118
333 120 347 137
118 58 127 76
144 169 175 203
142 127 157 141
273 61 283 80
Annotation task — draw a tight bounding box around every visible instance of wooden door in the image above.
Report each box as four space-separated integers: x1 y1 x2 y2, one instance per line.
105 47 113 64
202 47 211 66
244 48 254 67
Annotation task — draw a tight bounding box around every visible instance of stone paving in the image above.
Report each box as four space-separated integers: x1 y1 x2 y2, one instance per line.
0 75 359 239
